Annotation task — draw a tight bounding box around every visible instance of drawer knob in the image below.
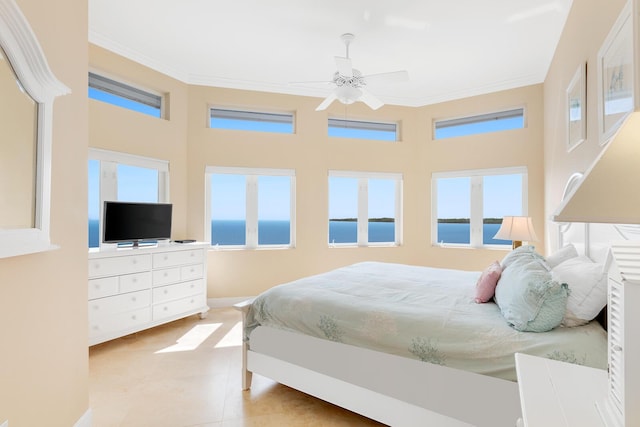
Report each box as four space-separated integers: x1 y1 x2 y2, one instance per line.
132 259 137 264
190 284 194 288
164 255 168 260
131 315 137 320
132 278 137 283
164 306 168 311
164 289 168 294
190 252 195 257
132 297 137 302
164 272 168 277
94 284 101 290
93 305 99 311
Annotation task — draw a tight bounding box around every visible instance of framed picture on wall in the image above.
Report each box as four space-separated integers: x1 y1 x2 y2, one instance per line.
597 0 634 145
567 63 586 152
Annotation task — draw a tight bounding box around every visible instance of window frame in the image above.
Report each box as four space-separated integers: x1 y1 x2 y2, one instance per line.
328 170 403 247
88 148 170 249
209 107 295 134
88 71 165 118
205 166 296 249
431 166 528 248
433 107 525 140
328 117 399 141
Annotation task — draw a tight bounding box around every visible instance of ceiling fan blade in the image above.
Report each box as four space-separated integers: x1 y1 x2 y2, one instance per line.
315 92 338 111
359 88 384 110
335 56 353 77
363 70 409 84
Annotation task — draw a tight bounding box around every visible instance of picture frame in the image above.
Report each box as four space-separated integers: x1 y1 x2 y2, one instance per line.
567 63 586 152
597 0 634 145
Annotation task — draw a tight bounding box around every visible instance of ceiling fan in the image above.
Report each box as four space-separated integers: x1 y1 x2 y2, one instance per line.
307 33 409 111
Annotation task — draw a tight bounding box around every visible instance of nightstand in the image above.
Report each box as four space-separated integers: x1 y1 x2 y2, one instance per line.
515 353 608 426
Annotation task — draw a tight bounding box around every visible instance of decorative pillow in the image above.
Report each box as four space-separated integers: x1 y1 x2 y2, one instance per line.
551 256 607 327
546 244 579 269
500 245 547 270
495 257 569 332
475 261 502 303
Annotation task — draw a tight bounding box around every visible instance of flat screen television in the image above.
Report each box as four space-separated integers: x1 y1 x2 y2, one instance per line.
103 201 172 247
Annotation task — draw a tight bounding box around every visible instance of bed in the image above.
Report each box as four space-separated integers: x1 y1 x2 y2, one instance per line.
235 198 619 426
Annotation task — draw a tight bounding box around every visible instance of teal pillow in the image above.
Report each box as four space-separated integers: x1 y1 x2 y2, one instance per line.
494 257 569 332
500 245 547 269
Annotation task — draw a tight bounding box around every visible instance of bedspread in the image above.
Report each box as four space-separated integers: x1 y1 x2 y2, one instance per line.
245 261 607 381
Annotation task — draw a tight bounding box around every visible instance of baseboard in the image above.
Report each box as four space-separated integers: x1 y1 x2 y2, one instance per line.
74 408 91 427
207 296 254 308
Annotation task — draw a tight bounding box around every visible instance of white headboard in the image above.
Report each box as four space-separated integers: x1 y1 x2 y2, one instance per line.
556 172 640 267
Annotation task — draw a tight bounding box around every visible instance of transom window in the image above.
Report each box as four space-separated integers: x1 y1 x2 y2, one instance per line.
329 171 402 246
88 72 163 118
209 108 294 134
434 108 524 139
206 166 295 249
88 148 169 248
328 118 398 141
431 167 527 248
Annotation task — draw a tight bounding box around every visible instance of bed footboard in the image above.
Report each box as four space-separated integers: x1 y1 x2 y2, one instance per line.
233 299 254 390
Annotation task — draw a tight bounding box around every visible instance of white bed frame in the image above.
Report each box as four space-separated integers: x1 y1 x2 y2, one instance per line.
234 183 630 426
234 303 520 426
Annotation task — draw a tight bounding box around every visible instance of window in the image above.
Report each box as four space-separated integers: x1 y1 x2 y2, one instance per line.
434 108 524 139
329 171 402 246
88 148 169 248
432 167 527 248
209 108 294 133
328 118 398 141
88 72 163 118
206 166 295 248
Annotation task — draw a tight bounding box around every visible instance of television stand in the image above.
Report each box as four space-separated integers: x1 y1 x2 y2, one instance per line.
87 242 209 345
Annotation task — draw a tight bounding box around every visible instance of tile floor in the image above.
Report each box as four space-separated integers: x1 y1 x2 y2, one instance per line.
89 307 385 426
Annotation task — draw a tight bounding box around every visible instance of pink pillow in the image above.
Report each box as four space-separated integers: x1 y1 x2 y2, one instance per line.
475 261 502 303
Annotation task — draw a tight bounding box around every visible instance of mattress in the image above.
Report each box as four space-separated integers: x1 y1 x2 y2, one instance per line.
245 261 608 381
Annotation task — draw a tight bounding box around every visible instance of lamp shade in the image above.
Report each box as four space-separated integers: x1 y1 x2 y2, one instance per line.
553 112 640 224
493 216 539 242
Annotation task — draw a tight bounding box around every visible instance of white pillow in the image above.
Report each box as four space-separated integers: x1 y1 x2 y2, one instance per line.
550 255 607 327
546 244 579 269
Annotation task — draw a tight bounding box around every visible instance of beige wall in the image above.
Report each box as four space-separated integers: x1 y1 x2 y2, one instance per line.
187 84 544 297
0 0 89 426
544 0 627 251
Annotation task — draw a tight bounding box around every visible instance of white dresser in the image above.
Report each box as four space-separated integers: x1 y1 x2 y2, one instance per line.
88 243 209 346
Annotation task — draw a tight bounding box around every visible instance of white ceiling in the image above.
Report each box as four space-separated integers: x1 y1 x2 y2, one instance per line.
88 0 573 108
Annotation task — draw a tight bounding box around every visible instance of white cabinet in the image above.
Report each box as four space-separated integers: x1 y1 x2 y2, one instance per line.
515 353 607 427
88 243 209 346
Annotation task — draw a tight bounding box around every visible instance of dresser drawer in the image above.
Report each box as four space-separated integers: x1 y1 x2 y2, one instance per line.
153 279 204 304
153 293 206 320
88 289 151 319
88 277 119 300
89 307 151 338
153 249 203 268
152 267 181 286
119 272 152 293
181 263 203 281
89 254 152 278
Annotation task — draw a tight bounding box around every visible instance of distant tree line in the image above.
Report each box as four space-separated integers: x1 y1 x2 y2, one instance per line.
330 217 394 222
437 218 502 224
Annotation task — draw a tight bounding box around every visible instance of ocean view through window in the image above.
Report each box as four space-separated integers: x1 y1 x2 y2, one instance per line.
433 167 528 247
207 167 295 248
329 171 401 246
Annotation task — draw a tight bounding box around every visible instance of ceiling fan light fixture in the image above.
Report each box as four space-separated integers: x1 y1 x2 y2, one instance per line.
336 85 362 105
